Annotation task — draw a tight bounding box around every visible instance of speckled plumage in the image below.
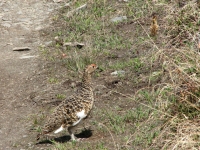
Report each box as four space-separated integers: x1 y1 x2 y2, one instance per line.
37 64 97 141
150 14 159 37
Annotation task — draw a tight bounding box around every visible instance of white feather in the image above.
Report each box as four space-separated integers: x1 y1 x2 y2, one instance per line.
72 110 86 126
54 125 64 134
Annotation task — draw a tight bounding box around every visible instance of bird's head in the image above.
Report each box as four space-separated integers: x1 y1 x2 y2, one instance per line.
85 64 98 74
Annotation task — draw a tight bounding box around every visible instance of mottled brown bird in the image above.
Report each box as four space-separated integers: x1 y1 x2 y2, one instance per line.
37 64 98 141
150 13 159 37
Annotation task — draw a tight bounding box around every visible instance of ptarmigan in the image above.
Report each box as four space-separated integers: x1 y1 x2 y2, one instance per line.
150 13 159 37
37 64 98 141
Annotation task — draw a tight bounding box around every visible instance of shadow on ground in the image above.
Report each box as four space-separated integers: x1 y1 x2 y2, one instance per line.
36 128 93 144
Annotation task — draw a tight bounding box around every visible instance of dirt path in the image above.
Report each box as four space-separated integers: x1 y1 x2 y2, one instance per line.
0 0 57 149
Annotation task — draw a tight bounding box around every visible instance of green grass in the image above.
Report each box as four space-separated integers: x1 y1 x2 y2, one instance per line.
48 77 58 84
37 0 200 149
56 94 66 99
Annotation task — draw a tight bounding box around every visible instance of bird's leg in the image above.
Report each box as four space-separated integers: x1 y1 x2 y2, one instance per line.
68 126 76 141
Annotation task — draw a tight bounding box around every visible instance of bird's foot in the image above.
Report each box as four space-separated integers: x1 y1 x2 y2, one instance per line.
76 138 86 142
71 137 85 142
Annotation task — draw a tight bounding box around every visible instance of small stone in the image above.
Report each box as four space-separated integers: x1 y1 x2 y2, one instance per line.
1 23 11 28
45 41 53 46
53 0 63 2
2 17 10 21
17 18 31 22
23 135 27 138
63 42 84 49
19 55 38 59
13 47 31 51
62 53 67 58
3 8 9 12
54 36 59 41
71 82 76 88
35 25 43 31
17 10 23 15
111 16 127 22
119 0 129 2
111 70 125 76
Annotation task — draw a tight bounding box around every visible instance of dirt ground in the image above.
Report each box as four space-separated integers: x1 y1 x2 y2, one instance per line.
0 1 165 149
1 0 199 150
0 0 59 149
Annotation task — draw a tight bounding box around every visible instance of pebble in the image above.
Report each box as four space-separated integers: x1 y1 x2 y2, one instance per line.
13 47 31 51
119 0 129 2
45 41 53 46
63 42 84 48
54 36 59 41
3 8 9 12
17 18 31 22
17 10 23 15
111 70 125 76
2 17 10 21
35 25 43 31
111 16 127 22
19 55 38 59
71 82 76 88
1 23 11 28
53 0 63 2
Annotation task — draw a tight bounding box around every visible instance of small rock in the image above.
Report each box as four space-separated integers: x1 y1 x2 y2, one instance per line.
54 36 59 41
17 18 31 22
3 8 9 12
23 135 27 138
19 55 38 59
45 41 53 46
35 25 43 31
111 16 127 22
71 82 76 88
28 142 33 146
1 23 11 28
13 47 31 51
119 0 129 2
53 0 63 2
2 17 10 21
63 42 84 49
111 70 125 76
17 10 23 15
151 71 161 77
62 53 67 58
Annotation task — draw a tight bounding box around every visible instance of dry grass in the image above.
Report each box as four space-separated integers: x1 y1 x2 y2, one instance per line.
36 0 200 149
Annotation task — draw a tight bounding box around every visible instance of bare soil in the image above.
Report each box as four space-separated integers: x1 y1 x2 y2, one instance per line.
0 1 157 149
2 0 198 150
0 0 58 149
